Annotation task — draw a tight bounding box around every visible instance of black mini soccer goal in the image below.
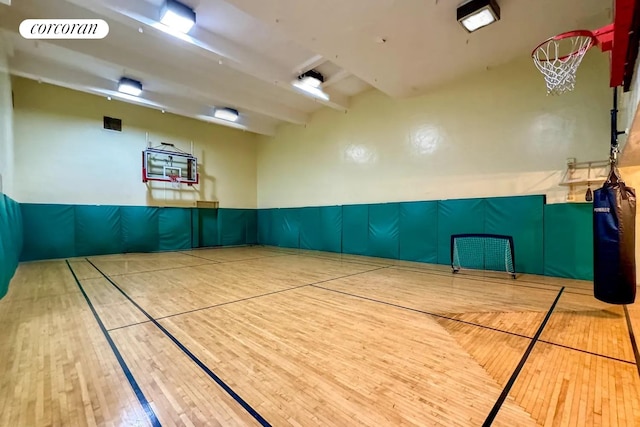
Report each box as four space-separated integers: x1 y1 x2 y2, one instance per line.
451 234 516 279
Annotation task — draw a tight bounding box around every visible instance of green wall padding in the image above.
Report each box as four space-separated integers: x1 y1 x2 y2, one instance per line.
219 209 255 246
485 196 545 274
158 208 192 251
299 207 321 250
121 206 159 253
75 205 124 256
437 199 486 264
299 206 342 252
367 203 399 259
544 203 593 280
342 204 369 255
246 210 258 245
21 204 75 261
398 201 438 263
198 208 218 247
269 209 284 247
280 208 301 248
258 209 272 246
0 194 23 299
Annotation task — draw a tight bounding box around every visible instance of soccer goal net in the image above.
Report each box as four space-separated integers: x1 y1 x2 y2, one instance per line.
451 234 516 278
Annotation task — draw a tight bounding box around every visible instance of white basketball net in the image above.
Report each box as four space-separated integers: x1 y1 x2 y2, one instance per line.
533 33 595 95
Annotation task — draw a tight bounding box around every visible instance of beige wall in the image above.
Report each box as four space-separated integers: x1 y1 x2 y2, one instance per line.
257 54 612 208
0 37 14 197
12 77 258 208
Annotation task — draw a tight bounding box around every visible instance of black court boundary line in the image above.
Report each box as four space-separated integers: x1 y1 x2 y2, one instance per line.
260 246 593 295
482 287 565 426
537 339 635 365
108 254 294 278
623 306 640 377
107 262 217 277
108 320 151 332
85 259 272 427
65 261 162 427
156 265 390 321
390 265 592 295
308 284 627 366
310 284 532 340
178 251 223 261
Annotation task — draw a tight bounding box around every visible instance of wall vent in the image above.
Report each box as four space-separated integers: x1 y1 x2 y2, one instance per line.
103 116 122 131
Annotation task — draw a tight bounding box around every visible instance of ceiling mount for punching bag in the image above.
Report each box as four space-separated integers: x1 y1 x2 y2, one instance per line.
592 87 636 304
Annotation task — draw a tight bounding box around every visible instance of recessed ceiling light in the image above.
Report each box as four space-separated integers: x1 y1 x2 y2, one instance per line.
118 77 143 96
293 70 330 101
213 107 239 122
457 0 500 33
160 0 196 34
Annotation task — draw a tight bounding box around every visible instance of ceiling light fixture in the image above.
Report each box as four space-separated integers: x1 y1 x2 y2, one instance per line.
213 107 239 122
118 77 143 96
457 0 500 33
160 0 196 34
293 69 330 101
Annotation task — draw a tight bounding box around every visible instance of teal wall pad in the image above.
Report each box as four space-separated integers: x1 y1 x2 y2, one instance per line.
20 204 258 262
0 194 23 299
257 196 591 280
398 201 438 263
544 203 594 280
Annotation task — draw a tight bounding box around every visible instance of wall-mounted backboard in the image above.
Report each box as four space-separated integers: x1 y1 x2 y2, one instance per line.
142 144 199 186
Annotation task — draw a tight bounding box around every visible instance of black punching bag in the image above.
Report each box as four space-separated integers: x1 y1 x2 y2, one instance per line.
593 167 636 304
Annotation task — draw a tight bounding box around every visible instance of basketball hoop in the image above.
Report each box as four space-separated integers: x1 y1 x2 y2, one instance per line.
168 173 181 189
532 30 597 95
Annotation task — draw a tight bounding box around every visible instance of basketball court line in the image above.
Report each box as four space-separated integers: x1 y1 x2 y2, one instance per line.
310 284 533 340
536 339 635 365
311 282 634 365
260 246 592 295
64 261 162 427
104 265 390 330
482 288 565 427
623 306 640 377
84 258 273 427
390 265 591 295
107 261 217 277
107 320 151 332
177 251 222 261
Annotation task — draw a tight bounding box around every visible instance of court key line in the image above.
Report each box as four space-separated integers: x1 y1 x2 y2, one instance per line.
85 259 272 427
65 261 162 427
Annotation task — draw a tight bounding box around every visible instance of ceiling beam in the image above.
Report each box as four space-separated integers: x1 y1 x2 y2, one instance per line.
0 24 310 125
62 0 349 111
323 69 352 88
292 54 326 74
9 53 277 135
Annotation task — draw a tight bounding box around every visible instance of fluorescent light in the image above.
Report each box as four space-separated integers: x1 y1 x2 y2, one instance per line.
299 75 322 88
457 0 500 33
118 77 142 96
213 108 239 122
293 80 330 101
460 8 495 31
160 0 196 34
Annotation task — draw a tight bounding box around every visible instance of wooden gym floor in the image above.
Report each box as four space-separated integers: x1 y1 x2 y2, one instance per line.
1 246 639 426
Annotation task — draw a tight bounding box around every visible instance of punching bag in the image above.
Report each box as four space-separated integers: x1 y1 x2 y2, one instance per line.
593 166 636 304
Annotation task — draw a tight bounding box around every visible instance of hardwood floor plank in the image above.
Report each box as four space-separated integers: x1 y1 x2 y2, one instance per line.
0 263 150 427
110 323 261 427
493 342 640 426
159 286 536 426
540 292 636 362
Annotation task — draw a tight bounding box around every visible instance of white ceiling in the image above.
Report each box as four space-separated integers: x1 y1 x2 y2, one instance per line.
0 0 611 135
